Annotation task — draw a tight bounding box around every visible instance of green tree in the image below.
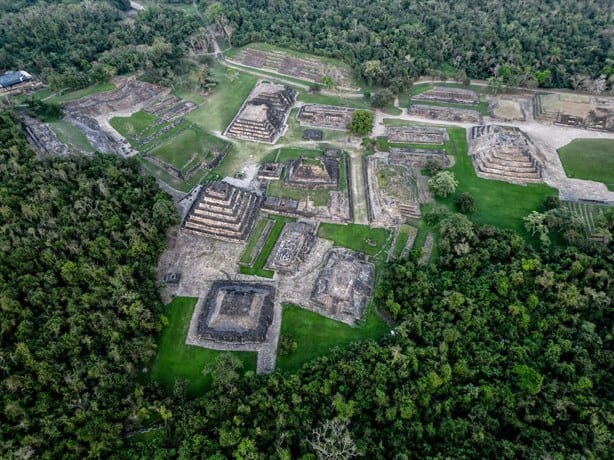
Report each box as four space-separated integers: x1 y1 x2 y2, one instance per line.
349 110 373 136
428 171 458 197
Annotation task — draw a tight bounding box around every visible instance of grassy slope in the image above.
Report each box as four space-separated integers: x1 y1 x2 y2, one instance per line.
110 111 157 139
434 128 557 235
277 306 390 372
146 297 256 396
557 139 614 191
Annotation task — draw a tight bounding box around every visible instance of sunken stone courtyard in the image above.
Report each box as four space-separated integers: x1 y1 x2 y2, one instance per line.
196 281 275 344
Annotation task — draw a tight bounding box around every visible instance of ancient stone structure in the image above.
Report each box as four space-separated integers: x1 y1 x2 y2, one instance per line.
408 104 483 124
386 126 449 144
469 125 543 185
22 116 71 156
261 197 300 214
303 129 324 140
298 104 354 130
365 155 423 224
310 248 375 325
225 82 297 143
534 93 614 132
197 282 275 344
265 221 317 274
257 162 283 180
144 94 196 121
388 148 450 168
163 273 181 284
230 47 356 89
285 155 339 189
64 77 168 117
183 181 262 241
413 86 479 105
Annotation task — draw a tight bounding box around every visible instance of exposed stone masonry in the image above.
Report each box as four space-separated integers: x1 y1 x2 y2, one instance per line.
183 181 262 241
469 125 543 185
226 82 297 143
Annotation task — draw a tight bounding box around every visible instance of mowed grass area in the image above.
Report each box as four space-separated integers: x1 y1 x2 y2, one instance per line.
318 223 391 264
149 128 228 171
277 305 390 372
557 139 614 190
240 216 295 278
436 127 557 235
400 83 490 115
184 62 258 133
391 224 417 258
34 82 116 104
240 218 273 265
110 111 157 139
47 120 95 153
146 297 256 396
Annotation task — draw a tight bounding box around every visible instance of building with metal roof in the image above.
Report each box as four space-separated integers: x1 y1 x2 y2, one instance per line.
0 71 33 89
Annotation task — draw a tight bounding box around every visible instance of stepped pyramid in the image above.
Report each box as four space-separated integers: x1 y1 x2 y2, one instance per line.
183 182 262 241
226 83 297 143
469 125 543 185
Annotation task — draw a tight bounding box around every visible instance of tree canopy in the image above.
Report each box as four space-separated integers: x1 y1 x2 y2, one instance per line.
0 112 178 457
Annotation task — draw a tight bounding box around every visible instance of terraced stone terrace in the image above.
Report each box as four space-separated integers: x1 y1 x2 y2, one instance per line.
469 125 543 185
413 86 479 105
408 104 483 124
534 93 614 132
297 104 355 130
386 126 449 144
183 181 262 241
225 81 297 143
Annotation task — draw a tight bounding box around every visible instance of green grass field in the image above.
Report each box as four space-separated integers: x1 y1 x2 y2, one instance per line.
557 139 614 191
264 147 324 163
240 218 273 265
47 120 95 153
276 305 390 372
110 111 158 139
148 127 227 172
436 128 557 235
39 82 116 104
146 297 257 396
184 63 258 133
318 223 390 258
240 216 295 277
391 224 416 258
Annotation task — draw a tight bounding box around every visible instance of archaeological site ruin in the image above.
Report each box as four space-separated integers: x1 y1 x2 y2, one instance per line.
413 86 479 105
408 104 483 124
183 181 262 241
309 248 375 325
225 81 297 143
265 221 316 274
385 125 449 145
298 104 354 130
194 281 276 344
469 125 543 185
534 93 614 132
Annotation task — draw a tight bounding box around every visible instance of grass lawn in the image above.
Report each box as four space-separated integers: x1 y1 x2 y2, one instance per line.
240 218 272 265
267 178 330 207
391 224 416 258
318 223 390 258
276 305 390 372
298 92 371 109
48 120 95 153
264 147 324 163
184 62 257 133
139 157 213 193
146 297 257 396
110 111 158 139
436 127 557 235
240 216 295 277
149 127 227 172
46 82 116 104
557 139 614 191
